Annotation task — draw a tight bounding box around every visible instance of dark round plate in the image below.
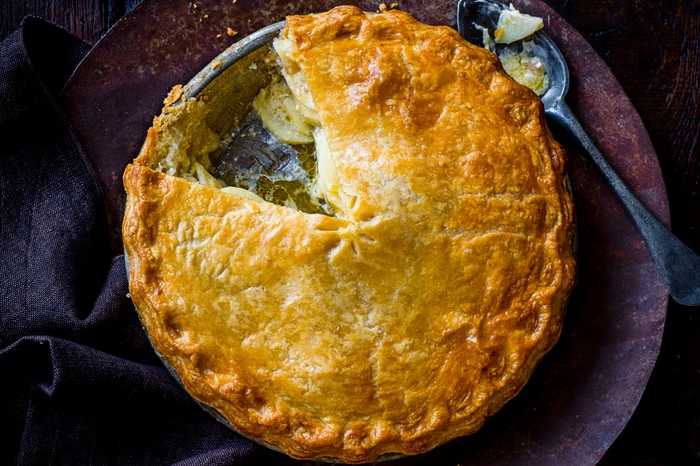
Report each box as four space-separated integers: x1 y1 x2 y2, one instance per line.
61 1 669 464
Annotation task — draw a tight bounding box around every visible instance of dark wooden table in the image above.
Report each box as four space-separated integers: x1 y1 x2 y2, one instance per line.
2 0 698 463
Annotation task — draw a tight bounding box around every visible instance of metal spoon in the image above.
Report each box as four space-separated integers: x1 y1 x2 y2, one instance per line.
457 0 700 306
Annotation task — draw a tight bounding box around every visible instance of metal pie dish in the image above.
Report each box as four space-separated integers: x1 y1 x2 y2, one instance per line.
124 18 578 463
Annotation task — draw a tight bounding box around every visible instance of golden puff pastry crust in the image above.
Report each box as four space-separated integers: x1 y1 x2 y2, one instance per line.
122 5 576 463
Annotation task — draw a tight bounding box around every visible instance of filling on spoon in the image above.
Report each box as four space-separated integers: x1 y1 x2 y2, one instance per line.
478 4 549 95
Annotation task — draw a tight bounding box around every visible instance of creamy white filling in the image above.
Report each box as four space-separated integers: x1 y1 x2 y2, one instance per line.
267 34 347 216
252 76 314 145
220 186 266 202
494 6 543 45
312 127 344 213
500 51 549 96
273 37 321 125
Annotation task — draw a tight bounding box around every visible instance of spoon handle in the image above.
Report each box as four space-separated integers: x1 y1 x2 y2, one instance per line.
546 100 700 306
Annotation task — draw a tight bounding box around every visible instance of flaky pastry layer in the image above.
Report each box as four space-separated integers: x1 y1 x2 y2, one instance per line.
123 6 576 463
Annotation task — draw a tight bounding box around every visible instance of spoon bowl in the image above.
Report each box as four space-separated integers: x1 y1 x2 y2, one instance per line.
457 0 569 108
458 0 700 306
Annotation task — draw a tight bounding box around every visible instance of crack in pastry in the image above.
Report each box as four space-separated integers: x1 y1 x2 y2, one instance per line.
123 6 576 463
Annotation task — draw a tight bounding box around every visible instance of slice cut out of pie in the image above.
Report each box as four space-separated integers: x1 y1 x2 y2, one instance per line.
122 6 576 463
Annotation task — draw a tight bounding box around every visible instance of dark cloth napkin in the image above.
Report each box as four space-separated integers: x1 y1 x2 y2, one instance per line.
0 18 286 465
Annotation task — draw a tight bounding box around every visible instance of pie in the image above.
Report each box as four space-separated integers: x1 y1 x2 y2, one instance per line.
122 5 576 463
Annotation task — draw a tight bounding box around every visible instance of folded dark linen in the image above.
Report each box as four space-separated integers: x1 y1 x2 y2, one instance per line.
0 18 285 465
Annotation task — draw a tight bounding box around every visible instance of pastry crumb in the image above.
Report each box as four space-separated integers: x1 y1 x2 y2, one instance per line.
227 27 238 37
163 84 184 105
379 2 399 12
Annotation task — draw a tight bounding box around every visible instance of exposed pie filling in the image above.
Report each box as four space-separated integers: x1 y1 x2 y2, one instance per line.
122 6 576 463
